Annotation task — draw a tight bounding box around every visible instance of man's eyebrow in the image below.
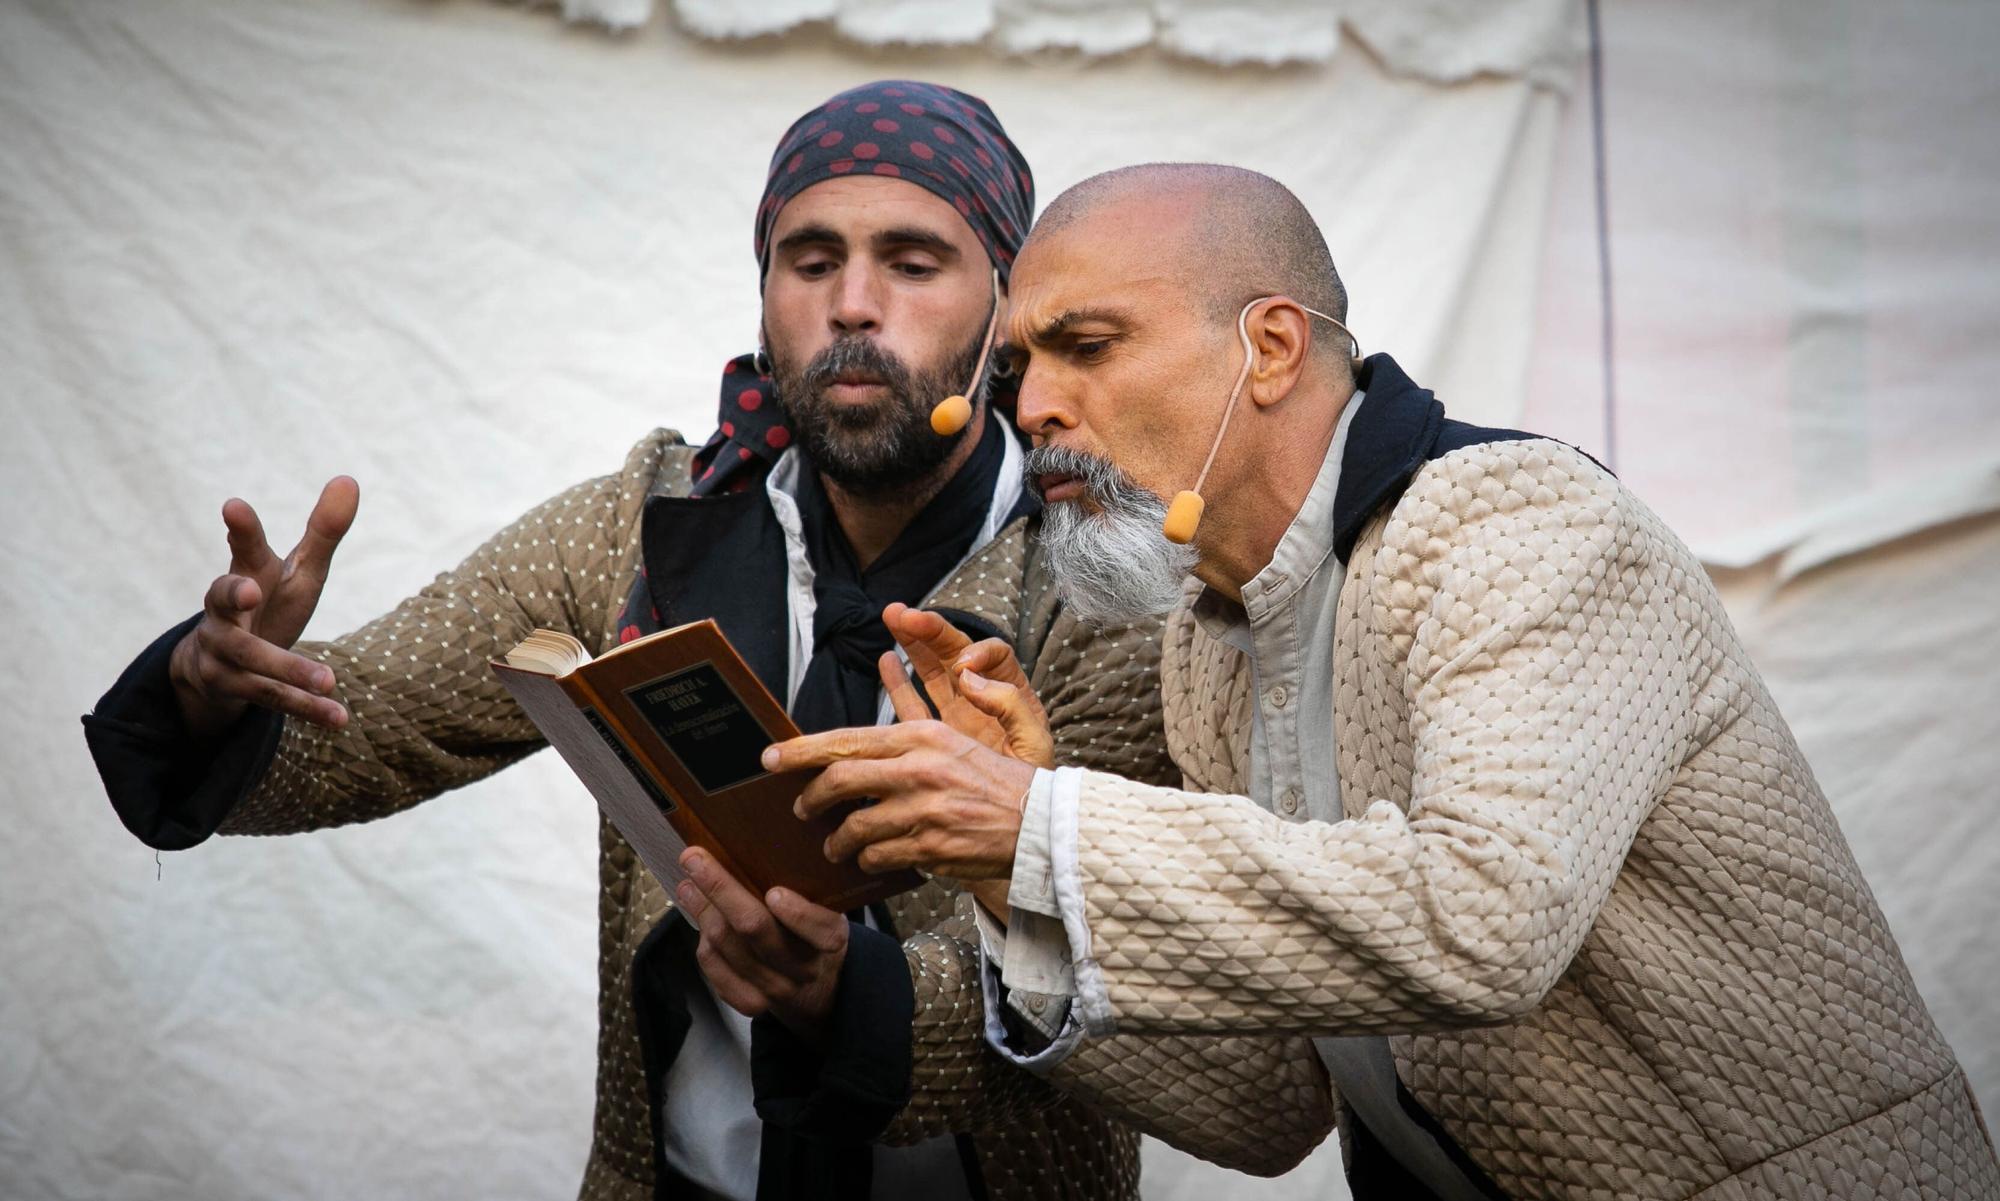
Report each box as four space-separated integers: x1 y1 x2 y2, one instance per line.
871 226 961 259
1026 306 1135 346
772 223 844 255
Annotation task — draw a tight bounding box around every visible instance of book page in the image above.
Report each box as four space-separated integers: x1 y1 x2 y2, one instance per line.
492 663 690 893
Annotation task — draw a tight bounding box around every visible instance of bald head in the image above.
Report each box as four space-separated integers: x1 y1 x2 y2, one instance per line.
1032 163 1350 359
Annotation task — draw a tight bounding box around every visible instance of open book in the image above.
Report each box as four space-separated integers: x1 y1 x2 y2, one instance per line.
491 619 919 912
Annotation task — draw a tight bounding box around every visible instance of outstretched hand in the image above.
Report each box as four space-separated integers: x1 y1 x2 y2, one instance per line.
168 476 359 737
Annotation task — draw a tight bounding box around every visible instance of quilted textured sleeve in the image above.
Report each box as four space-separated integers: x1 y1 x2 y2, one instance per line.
216 435 685 836
876 614 1335 1176
1066 441 1695 1034
884 927 1333 1176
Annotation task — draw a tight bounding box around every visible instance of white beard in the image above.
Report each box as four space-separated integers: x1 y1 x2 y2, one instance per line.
1030 446 1198 627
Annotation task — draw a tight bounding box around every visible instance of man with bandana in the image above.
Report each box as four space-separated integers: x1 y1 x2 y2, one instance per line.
80 90 1335 1200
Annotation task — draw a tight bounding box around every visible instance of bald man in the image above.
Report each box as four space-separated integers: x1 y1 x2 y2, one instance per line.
768 164 2000 1199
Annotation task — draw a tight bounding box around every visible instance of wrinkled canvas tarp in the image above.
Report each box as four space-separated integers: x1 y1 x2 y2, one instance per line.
4 0 1994 1197
559 0 1585 85
0 0 1568 1197
1522 0 2000 1150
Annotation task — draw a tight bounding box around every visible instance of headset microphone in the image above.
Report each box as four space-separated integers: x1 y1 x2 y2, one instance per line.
1162 298 1360 546
929 270 1003 437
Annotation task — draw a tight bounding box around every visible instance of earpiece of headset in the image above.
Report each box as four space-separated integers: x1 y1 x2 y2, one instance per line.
1162 298 1360 545
929 269 1003 437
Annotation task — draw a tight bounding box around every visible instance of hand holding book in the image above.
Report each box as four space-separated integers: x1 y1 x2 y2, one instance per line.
491 619 919 911
675 846 847 1042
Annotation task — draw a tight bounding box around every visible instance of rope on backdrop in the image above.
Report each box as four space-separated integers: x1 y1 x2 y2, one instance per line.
1587 0 1618 473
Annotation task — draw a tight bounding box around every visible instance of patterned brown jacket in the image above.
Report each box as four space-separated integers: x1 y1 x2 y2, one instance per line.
84 429 1334 1201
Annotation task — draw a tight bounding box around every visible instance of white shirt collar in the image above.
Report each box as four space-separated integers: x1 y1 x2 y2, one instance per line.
1191 390 1365 645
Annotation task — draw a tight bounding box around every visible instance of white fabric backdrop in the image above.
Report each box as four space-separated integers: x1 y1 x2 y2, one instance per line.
1523 0 2000 1121
0 1 1574 1198
8 1 1993 1197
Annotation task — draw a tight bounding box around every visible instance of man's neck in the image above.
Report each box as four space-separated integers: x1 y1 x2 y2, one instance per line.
1193 379 1354 602
820 411 987 570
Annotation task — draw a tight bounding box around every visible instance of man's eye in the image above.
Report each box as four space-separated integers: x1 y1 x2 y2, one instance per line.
893 261 940 279
796 259 836 278
1074 340 1110 362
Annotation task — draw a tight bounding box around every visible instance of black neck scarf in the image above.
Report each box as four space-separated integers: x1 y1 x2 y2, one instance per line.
788 410 1009 735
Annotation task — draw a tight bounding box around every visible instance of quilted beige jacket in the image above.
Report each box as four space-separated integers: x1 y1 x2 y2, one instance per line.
208 430 1333 1200
1054 439 1997 1199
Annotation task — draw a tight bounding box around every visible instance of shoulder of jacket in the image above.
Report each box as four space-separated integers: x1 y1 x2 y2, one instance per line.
929 513 1035 644
618 428 698 499
1384 437 1628 546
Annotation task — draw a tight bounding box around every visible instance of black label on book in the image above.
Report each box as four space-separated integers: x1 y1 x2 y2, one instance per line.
624 660 773 795
580 706 678 817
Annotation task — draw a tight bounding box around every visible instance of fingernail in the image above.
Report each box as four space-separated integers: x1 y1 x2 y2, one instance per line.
961 670 987 690
767 888 788 908
792 802 805 820
676 882 697 907
761 747 779 771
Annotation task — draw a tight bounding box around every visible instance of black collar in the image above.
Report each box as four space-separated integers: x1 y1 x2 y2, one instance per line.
1330 353 1562 562
1331 353 1448 563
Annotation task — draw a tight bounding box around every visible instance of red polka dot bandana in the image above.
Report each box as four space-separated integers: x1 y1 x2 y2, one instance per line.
688 350 787 497
688 81 1034 499
753 80 1035 286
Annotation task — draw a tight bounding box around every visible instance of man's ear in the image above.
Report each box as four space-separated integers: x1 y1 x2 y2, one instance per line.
1246 298 1312 409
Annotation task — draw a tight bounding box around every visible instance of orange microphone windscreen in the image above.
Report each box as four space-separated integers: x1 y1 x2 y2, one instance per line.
1162 490 1205 545
930 394 973 436
933 270 1001 439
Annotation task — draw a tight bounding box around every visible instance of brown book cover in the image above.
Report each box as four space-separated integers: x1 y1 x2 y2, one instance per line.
491 619 919 912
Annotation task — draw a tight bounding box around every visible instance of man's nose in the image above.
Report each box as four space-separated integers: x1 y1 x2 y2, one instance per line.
829 267 884 335
1013 366 1078 439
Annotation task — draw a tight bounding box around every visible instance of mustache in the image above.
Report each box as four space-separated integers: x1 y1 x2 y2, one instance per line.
1023 444 1155 512
800 337 915 397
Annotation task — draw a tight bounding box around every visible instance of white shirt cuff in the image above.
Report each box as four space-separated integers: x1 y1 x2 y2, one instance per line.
977 938 1086 1070
1007 768 1061 918
1045 765 1117 1036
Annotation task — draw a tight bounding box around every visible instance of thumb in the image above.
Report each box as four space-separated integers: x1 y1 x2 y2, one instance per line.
289 475 360 584
958 670 1054 767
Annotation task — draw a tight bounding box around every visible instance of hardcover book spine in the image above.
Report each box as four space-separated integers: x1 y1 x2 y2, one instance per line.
577 707 679 817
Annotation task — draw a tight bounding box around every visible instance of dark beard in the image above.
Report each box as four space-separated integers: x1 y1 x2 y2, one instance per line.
770 326 984 498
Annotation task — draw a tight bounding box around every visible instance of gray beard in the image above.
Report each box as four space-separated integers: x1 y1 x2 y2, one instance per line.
1028 445 1198 627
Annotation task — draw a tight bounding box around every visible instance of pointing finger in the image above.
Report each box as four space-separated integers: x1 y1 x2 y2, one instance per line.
763 724 921 773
